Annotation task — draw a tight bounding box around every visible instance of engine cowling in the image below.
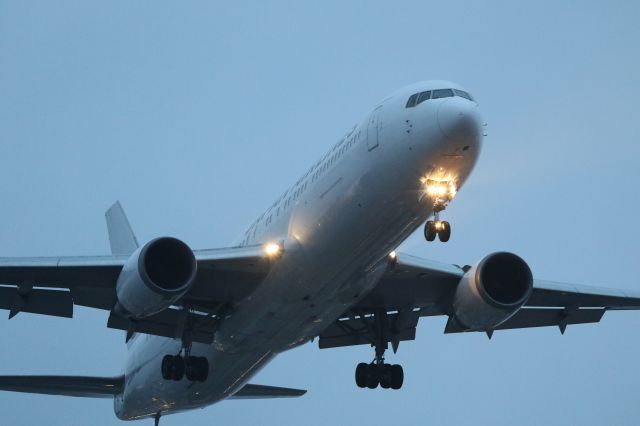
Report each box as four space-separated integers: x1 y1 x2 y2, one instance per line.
114 237 197 318
452 252 533 331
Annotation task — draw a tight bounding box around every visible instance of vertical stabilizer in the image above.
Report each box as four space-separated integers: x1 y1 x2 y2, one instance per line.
105 201 139 255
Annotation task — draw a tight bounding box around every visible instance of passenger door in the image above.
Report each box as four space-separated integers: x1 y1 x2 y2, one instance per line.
367 106 382 151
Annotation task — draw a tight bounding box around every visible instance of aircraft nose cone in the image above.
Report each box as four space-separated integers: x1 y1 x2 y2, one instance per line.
437 97 481 140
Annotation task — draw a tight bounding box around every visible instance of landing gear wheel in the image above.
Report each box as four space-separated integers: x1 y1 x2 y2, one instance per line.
438 221 451 242
424 221 437 241
365 364 379 389
185 356 209 382
161 355 172 380
390 364 404 390
355 363 369 388
379 364 393 389
161 355 185 381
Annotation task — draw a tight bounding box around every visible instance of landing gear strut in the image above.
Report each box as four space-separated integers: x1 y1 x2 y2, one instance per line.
161 329 208 382
354 310 404 390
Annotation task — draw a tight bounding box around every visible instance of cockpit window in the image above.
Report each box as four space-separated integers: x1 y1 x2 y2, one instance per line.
405 93 418 108
454 89 474 101
416 91 431 105
431 88 455 99
406 88 474 108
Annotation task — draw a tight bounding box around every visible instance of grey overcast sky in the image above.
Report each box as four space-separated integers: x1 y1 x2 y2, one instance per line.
1 1 639 425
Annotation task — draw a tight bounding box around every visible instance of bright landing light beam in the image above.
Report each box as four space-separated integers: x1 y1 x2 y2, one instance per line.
264 242 283 257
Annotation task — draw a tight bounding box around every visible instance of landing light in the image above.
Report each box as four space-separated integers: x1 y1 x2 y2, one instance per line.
264 242 282 257
389 250 398 266
425 180 457 200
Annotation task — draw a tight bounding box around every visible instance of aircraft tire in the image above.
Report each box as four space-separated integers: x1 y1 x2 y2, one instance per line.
171 355 185 381
438 221 451 242
424 221 437 241
390 364 404 390
161 355 173 380
379 364 392 389
366 364 379 389
355 363 369 388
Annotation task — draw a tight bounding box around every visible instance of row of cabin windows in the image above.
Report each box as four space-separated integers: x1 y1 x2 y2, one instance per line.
312 129 358 183
405 88 474 108
244 126 361 244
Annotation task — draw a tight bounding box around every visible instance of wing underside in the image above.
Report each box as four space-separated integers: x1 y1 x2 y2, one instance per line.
318 252 640 349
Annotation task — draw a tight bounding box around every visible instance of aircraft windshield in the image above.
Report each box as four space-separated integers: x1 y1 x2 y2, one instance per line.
406 88 474 108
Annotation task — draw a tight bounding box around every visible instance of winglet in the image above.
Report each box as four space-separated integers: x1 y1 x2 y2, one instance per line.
105 201 139 255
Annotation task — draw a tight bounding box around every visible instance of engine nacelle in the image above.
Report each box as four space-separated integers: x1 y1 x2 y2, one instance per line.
452 252 533 331
114 237 197 319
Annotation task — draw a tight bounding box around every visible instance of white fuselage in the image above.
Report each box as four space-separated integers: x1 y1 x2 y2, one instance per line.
114 80 482 420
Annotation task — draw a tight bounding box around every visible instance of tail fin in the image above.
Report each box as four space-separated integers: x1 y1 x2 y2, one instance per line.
0 375 124 398
105 201 139 255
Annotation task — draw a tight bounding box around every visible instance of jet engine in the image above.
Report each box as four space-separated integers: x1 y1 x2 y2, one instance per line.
452 252 533 331
114 237 197 318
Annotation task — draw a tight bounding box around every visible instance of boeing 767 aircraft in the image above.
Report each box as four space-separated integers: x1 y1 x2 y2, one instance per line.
1 80 639 424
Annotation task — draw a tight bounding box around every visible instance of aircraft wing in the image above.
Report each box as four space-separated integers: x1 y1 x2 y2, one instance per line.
0 245 273 343
318 252 640 350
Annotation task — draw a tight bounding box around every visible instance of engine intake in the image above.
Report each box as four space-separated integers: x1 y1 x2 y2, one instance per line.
452 252 533 331
115 237 197 318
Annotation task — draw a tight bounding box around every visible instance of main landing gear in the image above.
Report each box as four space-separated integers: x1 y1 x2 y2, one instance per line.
161 332 208 382
424 206 451 242
161 354 208 382
354 313 404 390
355 361 404 390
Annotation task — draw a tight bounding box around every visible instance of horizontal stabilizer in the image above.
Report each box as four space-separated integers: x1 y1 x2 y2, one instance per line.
0 375 124 398
231 383 306 399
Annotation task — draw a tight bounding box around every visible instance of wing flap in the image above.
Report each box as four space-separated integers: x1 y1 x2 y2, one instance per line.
107 309 220 344
0 286 73 318
318 310 420 349
0 375 123 398
231 384 306 399
444 307 606 333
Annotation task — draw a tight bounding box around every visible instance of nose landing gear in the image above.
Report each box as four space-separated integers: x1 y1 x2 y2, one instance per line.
422 179 456 243
424 207 451 242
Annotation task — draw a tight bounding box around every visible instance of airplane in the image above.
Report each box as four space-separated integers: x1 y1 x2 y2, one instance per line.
1 80 639 425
